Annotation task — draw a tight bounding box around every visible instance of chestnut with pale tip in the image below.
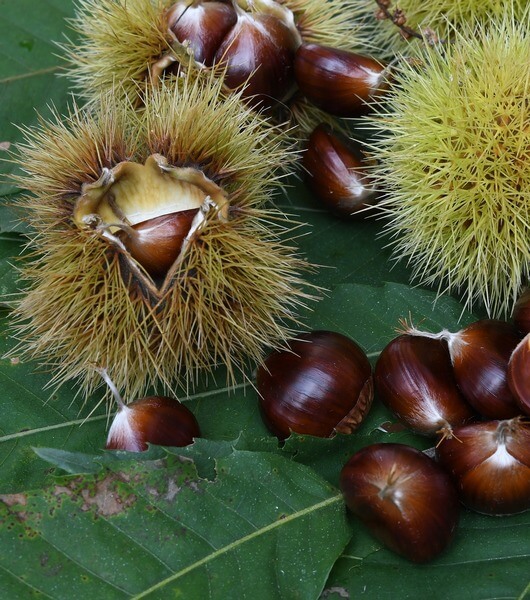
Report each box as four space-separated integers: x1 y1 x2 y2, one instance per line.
374 334 475 437
436 418 530 515
303 124 378 218
340 443 460 563
404 319 523 419
98 368 201 452
256 330 373 440
294 43 389 117
214 11 300 108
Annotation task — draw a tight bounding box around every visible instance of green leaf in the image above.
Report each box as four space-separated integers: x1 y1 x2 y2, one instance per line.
0 449 350 599
324 510 530 600
0 0 77 204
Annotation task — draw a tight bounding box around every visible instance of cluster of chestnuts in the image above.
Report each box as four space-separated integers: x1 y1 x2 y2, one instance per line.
162 4 391 218
253 308 530 563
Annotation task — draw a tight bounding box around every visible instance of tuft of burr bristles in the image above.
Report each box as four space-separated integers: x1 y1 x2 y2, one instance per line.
367 12 530 317
10 72 314 402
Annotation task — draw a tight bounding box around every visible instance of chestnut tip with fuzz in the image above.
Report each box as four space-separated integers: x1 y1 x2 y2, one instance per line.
99 368 201 452
106 395 201 452
436 418 530 515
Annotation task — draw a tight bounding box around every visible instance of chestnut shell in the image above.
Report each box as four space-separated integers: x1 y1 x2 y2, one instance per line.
106 396 201 452
294 43 388 117
448 319 522 419
340 443 460 563
436 418 530 515
303 124 377 218
257 330 373 439
374 334 475 436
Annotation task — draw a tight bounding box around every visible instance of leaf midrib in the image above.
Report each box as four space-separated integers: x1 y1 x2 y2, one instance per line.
131 494 343 599
0 382 249 443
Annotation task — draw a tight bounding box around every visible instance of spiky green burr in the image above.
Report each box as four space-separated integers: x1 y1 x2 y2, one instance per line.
352 0 530 54
368 13 530 317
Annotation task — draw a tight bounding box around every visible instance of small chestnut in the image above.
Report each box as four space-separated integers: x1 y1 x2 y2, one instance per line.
294 43 389 117
374 334 475 437
256 330 373 439
436 418 530 515
303 124 378 218
340 443 460 563
98 368 201 452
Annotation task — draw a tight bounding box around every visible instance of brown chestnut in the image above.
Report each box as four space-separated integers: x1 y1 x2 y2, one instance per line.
303 124 377 217
167 1 238 66
98 368 201 452
446 320 522 419
294 43 389 117
415 320 523 419
436 418 530 515
374 334 475 437
118 209 199 279
507 332 530 416
256 330 373 439
340 443 460 563
214 11 299 107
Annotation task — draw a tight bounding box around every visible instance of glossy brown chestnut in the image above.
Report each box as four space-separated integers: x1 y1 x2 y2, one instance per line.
294 43 389 117
118 209 199 279
374 334 475 436
340 443 460 563
97 367 201 452
513 288 530 334
167 1 238 66
303 124 377 217
257 330 373 439
436 418 530 515
106 396 201 452
444 320 522 419
215 12 299 107
507 333 530 415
